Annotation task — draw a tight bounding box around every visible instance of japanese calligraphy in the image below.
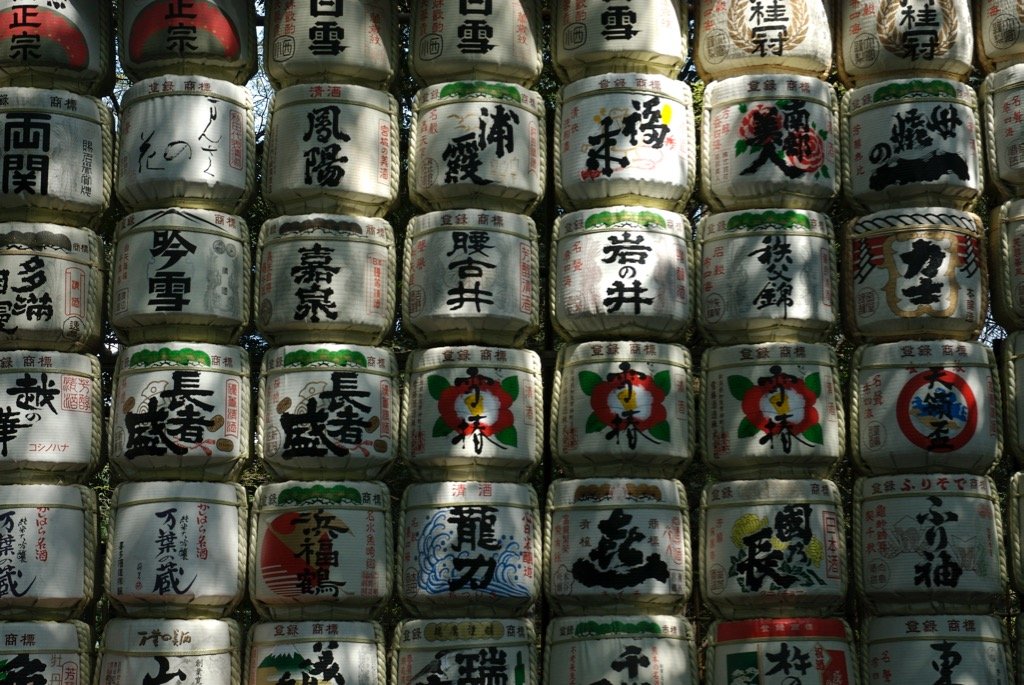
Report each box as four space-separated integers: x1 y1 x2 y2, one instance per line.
571 507 669 589
747 0 791 56
123 370 217 459
303 106 351 186
913 496 963 588
287 509 348 597
410 647 512 685
729 503 826 592
868 104 969 190
0 653 46 685
280 372 375 459
929 640 962 685
749 235 795 314
6 2 42 62
291 242 340 323
151 507 196 595
0 372 58 457
447 505 499 591
0 510 32 598
148 230 197 311
588 646 651 685
309 0 346 56
582 97 670 179
457 0 494 54
601 2 639 41
443 105 518 185
446 231 496 313
910 369 969 451
164 0 200 55
3 112 50 195
897 238 946 306
0 254 53 334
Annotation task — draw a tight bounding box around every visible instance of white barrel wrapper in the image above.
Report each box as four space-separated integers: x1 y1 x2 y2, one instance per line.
97 618 239 685
976 0 1024 73
247 620 386 685
0 620 91 685
988 199 1024 330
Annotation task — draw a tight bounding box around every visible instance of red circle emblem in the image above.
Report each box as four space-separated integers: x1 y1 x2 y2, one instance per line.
895 368 977 452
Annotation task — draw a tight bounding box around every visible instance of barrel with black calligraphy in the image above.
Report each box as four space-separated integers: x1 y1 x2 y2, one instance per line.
977 0 1024 73
545 478 691 616
0 620 91 685
0 223 102 352
263 83 398 218
391 618 536 685
849 341 1000 475
110 208 249 345
698 209 836 344
545 615 696 685
854 474 1006 614
982 65 1024 200
247 620 386 685
98 618 239 685
552 341 694 478
249 481 391 620
118 0 256 84
0 484 95 620
259 345 397 481
556 73 695 212
700 479 846 619
409 81 545 214
999 333 1024 465
265 0 396 89
398 482 540 617
117 75 254 213
841 78 982 212
109 343 249 482
403 210 539 347
551 206 692 342
552 0 687 82
988 200 1024 330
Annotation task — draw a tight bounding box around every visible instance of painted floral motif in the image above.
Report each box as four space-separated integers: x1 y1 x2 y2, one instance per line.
430 367 518 454
727 508 826 593
735 100 829 179
581 362 671 448
730 365 823 453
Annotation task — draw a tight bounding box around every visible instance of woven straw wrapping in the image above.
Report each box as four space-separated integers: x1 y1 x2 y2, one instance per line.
988 200 1024 330
247 620 386 685
98 618 240 685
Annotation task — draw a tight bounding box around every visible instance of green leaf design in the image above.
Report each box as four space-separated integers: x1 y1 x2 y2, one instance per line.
728 375 754 401
432 417 452 438
586 412 606 433
821 166 830 178
653 370 671 394
818 130 828 141
738 103 747 113
735 139 749 155
803 423 824 445
428 375 451 400
738 417 760 438
648 421 671 442
496 426 518 447
500 375 520 401
579 371 603 395
804 372 821 397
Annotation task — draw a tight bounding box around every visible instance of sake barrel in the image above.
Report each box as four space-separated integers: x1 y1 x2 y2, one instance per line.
0 87 112 226
109 343 250 482
0 484 95 620
1006 472 1024 592
0 620 91 685
989 200 1024 329
256 214 396 346
0 222 103 352
701 343 843 479
118 0 256 84
249 481 391 620
0 350 100 483
403 209 539 347
700 479 846 619
0 0 113 96
97 618 239 685
701 74 839 212
105 481 246 618
110 208 249 345
836 0 974 86
844 208 986 342
552 0 688 81
265 0 396 89
849 341 1000 475
117 75 254 213
410 0 542 86
976 0 1024 73
551 206 693 342
403 346 542 482
247 620 386 685
259 345 398 481
981 65 1024 200
863 615 1012 684
391 618 536 685
409 81 545 214
1000 333 1024 465
698 209 836 344
556 73 695 211
854 474 1006 615
263 83 398 218
841 78 982 212
545 615 696 685
706 618 857 685
545 478 691 616
553 341 694 478
398 482 541 617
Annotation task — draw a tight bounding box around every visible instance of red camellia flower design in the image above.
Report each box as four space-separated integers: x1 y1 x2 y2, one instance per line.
437 368 516 453
590 362 668 448
783 128 825 173
738 366 821 453
737 104 784 146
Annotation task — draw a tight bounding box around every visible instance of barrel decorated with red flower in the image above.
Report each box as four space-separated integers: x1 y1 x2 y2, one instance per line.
248 620 386 685
0 620 91 685
98 618 240 685
977 0 1024 73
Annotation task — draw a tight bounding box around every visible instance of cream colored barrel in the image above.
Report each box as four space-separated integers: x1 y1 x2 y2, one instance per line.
982 65 1024 200
556 73 695 211
700 479 846 619
409 81 545 214
552 0 688 81
698 209 836 344
551 206 693 342
255 214 395 345
0 484 94 620
0 222 102 352
117 75 254 213
545 615 696 685
404 210 539 347
1000 333 1024 465
391 618 536 685
989 200 1024 329
259 345 397 481
263 83 398 218
398 482 541 617
118 0 256 84
0 350 100 483
843 208 986 342
410 0 542 86
977 0 1024 73
110 343 250 482
0 620 91 685
553 341 694 478
403 346 542 481
0 87 111 226
545 478 691 616
265 0 396 89
247 620 386 685
701 343 843 479
850 341 1000 475
841 79 982 212
854 474 1006 615
1007 472 1024 593
249 481 391 621
105 481 246 618
111 208 249 345
863 615 1011 684
98 618 239 685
